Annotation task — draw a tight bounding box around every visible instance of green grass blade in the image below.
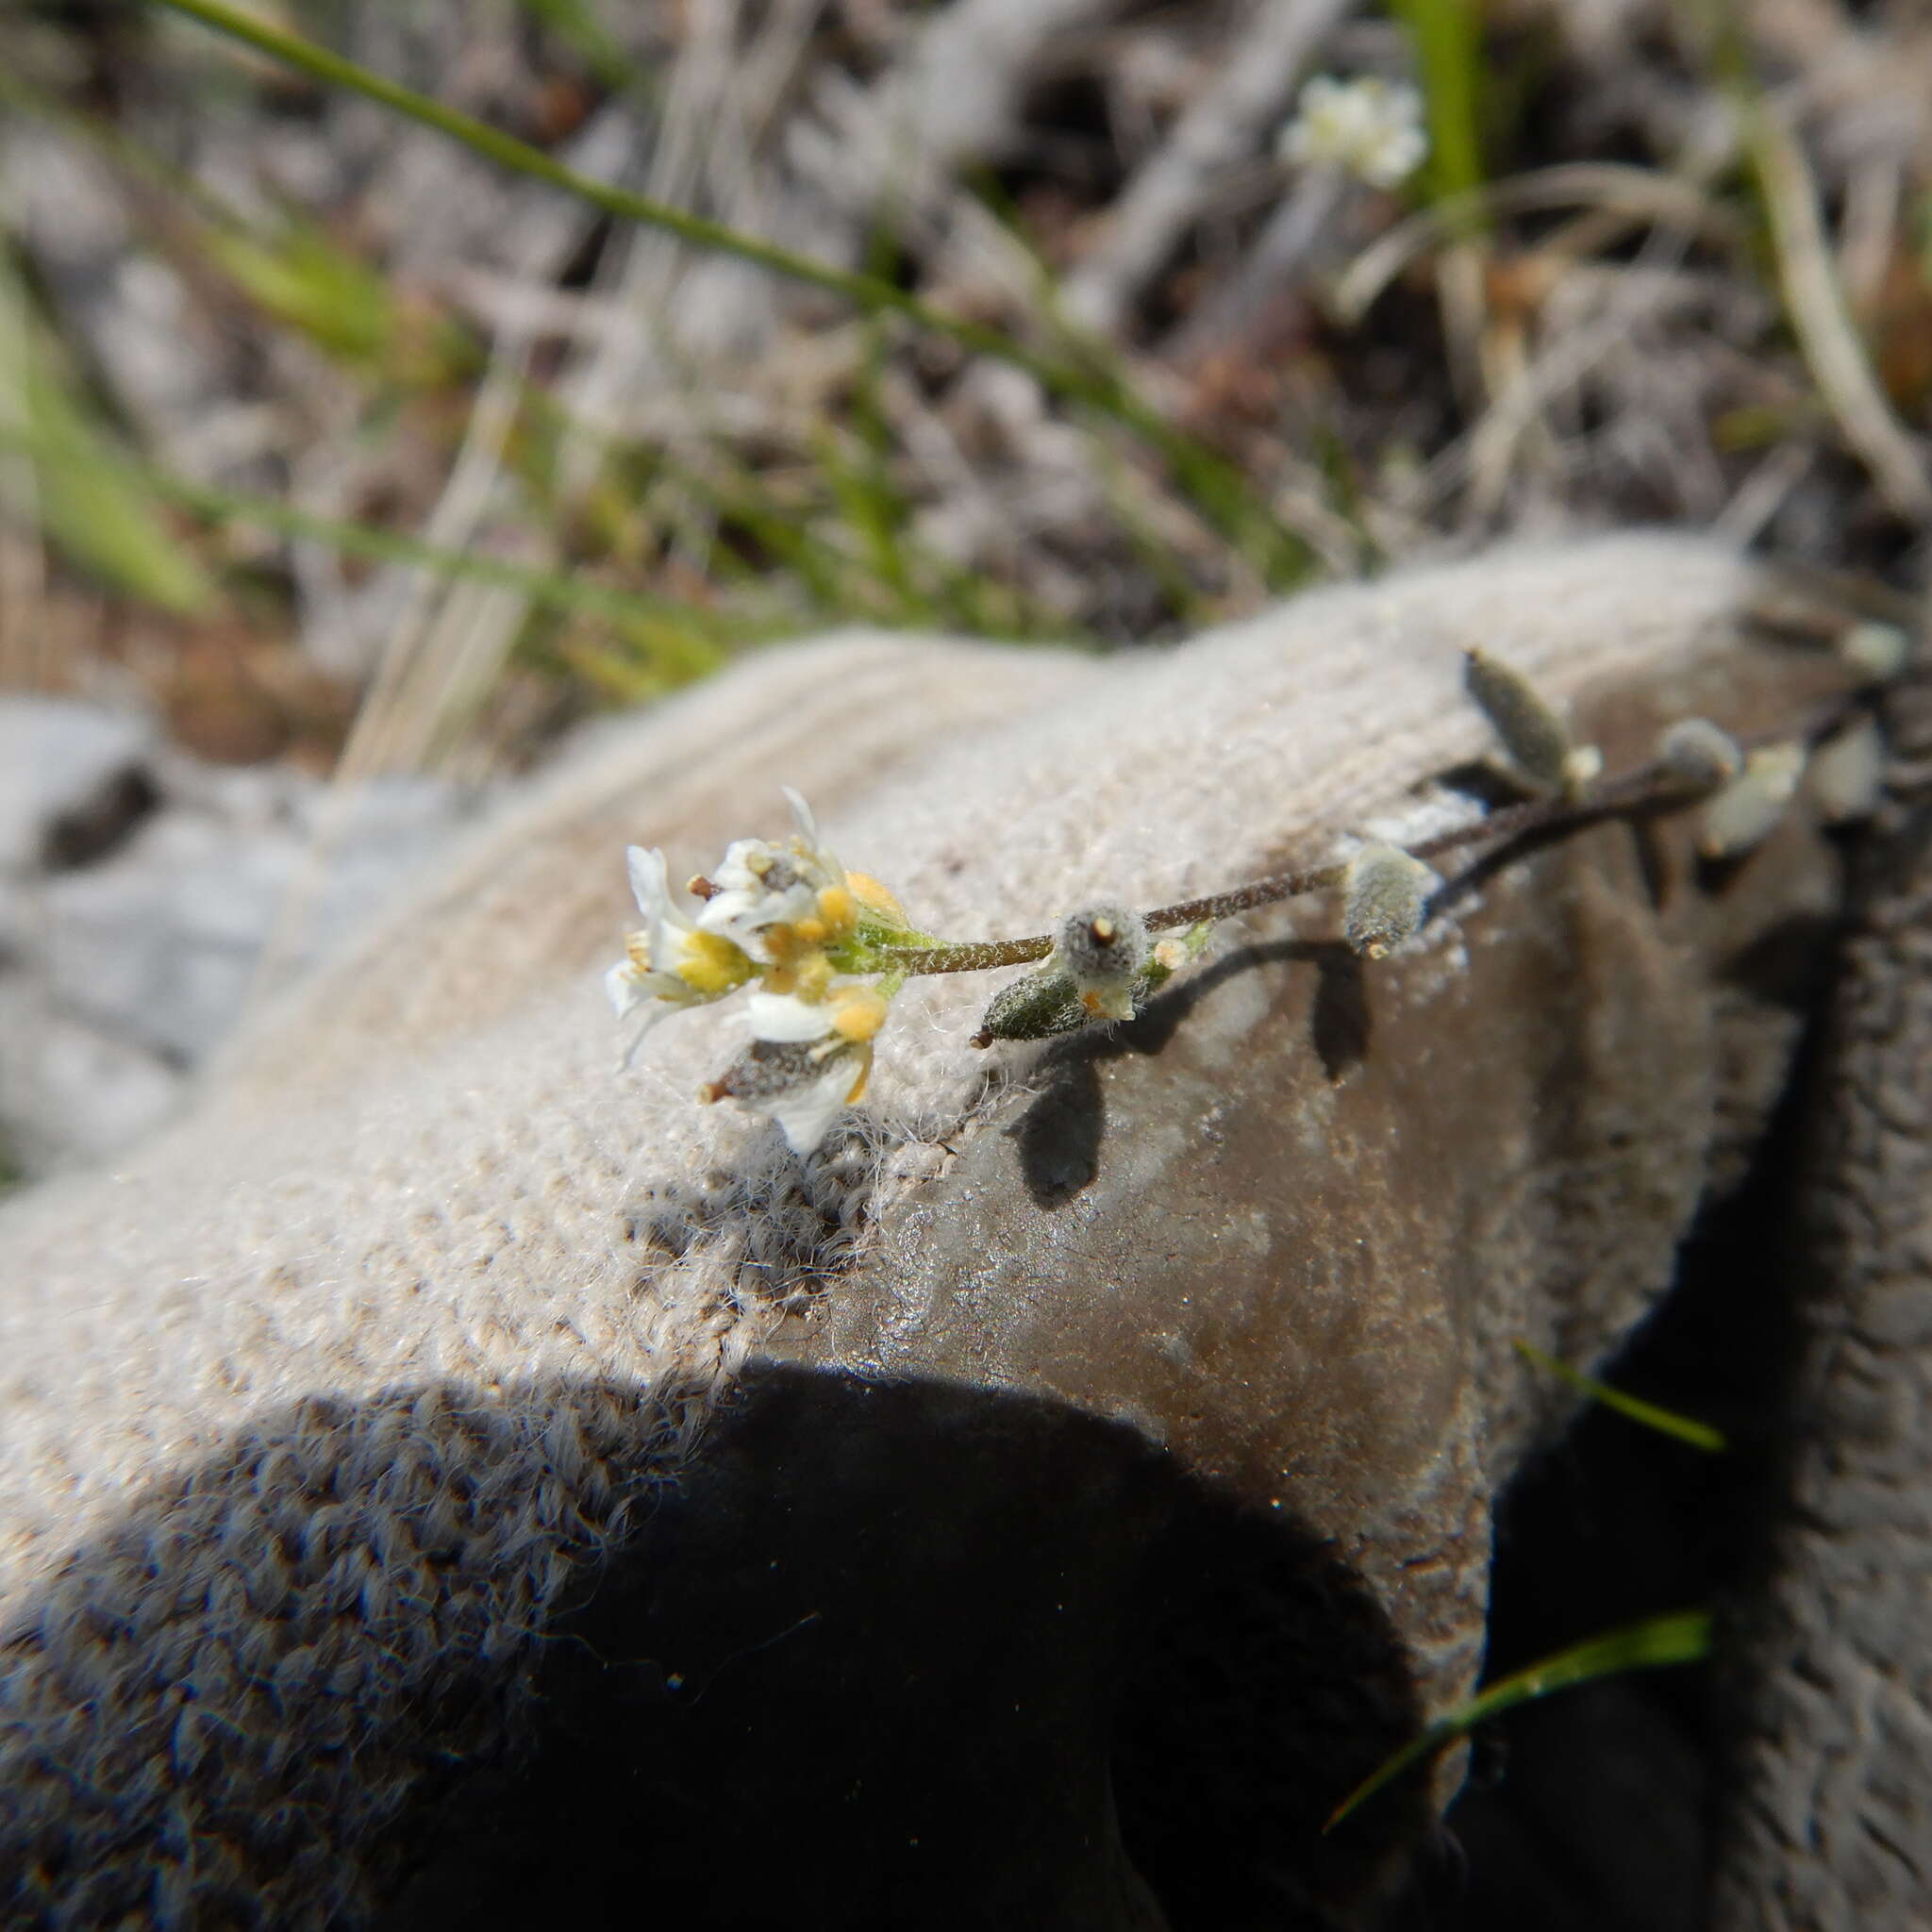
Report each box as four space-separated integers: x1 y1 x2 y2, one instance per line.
1325 1608 1714 1830
1391 0 1488 217
1512 1338 1728 1453
511 0 643 96
0 425 745 639
1 286 212 613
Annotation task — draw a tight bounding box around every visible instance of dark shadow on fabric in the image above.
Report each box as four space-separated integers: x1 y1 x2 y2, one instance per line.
1429 798 1677 921
1427 760 1531 814
1720 912 1846 1013
1012 940 1359 1208
0 1365 1430 1932
1626 816 1673 911
1010 1052 1105 1206
377 1365 1428 1930
618 1120 885 1304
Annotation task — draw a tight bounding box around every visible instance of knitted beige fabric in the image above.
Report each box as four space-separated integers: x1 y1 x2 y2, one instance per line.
0 535 1852 1924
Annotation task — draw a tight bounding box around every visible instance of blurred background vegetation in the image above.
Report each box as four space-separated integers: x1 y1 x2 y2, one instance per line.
1 0 1927 784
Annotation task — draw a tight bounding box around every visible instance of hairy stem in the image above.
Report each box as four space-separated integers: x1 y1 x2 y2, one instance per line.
875 694 1869 980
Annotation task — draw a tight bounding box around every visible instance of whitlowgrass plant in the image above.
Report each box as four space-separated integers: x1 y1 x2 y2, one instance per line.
610 634 1904 1153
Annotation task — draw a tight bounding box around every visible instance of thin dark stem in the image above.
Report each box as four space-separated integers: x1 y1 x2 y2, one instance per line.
874 692 1872 981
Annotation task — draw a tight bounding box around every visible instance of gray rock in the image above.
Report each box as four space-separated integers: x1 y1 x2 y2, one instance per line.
0 695 158 875
0 984 184 1174
0 707 475 1174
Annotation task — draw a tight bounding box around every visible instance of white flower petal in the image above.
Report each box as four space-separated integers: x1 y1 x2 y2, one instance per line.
710 837 773 895
618 1000 674 1070
761 1058 862 1155
606 958 648 1018
700 882 818 961
747 991 837 1043
782 786 820 848
626 845 673 922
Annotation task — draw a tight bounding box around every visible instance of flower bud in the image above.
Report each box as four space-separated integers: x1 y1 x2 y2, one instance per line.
1057 903 1150 1022
1807 716 1885 824
1341 842 1436 958
1463 648 1574 793
1837 622 1910 683
1700 742 1806 858
1656 718 1743 789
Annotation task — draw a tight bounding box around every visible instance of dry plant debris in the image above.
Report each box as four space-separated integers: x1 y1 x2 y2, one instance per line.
0 0 1926 784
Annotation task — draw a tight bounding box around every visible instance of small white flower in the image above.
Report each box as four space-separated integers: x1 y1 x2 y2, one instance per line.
695 788 847 962
1279 75 1427 190
607 844 755 1061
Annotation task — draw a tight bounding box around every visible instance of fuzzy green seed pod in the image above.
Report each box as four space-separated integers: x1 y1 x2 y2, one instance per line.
1463 648 1574 793
1837 622 1911 683
1057 902 1150 1023
1807 716 1885 824
1341 842 1436 958
1700 742 1806 858
1657 718 1743 789
972 967 1094 1045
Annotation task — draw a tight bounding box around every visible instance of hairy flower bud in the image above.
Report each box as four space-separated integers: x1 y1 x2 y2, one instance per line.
1463 648 1576 793
1341 842 1436 958
1656 718 1743 789
1057 903 1150 1022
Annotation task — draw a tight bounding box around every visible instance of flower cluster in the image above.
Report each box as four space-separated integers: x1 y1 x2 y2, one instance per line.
1278 75 1428 191
609 621 1902 1156
608 789 917 1153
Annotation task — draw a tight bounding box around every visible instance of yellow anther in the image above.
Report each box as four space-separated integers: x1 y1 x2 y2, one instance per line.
830 985 889 1042
675 932 754 998
794 916 829 943
815 884 858 935
794 953 835 1001
845 873 905 924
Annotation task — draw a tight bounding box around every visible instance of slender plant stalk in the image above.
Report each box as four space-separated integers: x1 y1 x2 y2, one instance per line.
877 766 1703 975
878 689 1869 981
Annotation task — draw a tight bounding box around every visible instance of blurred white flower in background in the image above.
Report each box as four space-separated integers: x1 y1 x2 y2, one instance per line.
1279 75 1428 190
